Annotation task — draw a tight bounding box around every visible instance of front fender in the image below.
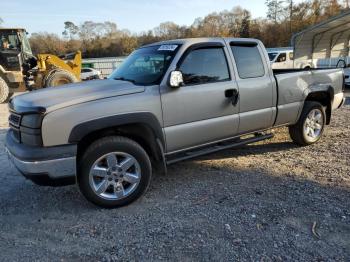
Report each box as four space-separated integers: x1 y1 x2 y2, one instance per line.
68 112 165 147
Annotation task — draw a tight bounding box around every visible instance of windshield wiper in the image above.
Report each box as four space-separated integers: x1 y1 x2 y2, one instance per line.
114 77 136 84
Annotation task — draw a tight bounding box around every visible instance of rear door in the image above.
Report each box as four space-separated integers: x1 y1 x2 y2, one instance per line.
160 42 240 153
226 40 276 133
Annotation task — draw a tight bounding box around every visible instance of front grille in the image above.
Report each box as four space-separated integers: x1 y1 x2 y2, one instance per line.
9 112 22 143
9 112 21 128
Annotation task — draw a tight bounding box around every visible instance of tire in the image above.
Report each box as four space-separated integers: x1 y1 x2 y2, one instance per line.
78 136 152 208
44 70 78 87
289 101 326 146
0 77 11 103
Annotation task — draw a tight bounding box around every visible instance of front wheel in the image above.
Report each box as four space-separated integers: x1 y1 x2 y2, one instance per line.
0 77 11 103
289 101 326 146
44 70 78 87
78 136 152 208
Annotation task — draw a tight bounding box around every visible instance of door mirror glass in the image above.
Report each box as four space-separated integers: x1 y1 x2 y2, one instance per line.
169 70 184 88
289 52 294 60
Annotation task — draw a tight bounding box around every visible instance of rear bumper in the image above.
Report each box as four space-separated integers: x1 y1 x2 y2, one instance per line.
333 92 345 109
5 131 77 186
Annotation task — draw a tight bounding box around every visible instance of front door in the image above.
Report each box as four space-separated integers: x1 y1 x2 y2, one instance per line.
161 44 239 153
273 52 287 69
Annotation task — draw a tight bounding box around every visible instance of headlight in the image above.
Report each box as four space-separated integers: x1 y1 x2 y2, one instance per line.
20 114 44 146
21 114 43 129
20 126 42 146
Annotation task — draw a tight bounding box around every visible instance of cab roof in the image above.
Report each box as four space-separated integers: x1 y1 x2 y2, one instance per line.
142 37 261 48
0 28 26 32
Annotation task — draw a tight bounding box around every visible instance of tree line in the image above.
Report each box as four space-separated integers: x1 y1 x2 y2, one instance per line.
2 0 350 58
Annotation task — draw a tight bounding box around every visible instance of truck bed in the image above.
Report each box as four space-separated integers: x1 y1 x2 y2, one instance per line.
272 67 344 126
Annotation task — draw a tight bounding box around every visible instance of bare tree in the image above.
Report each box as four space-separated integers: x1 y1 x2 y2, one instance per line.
284 0 294 34
30 32 67 55
154 22 183 39
28 2 349 58
62 21 79 39
266 0 285 23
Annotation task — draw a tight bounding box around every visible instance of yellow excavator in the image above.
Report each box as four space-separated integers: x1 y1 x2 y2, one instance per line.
0 28 81 103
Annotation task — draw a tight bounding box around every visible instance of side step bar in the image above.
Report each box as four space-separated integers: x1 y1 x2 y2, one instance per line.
166 133 274 165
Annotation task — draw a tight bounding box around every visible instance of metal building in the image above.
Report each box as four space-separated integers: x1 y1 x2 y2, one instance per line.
292 9 350 69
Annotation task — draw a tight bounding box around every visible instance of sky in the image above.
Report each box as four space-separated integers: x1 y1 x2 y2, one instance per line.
0 0 303 35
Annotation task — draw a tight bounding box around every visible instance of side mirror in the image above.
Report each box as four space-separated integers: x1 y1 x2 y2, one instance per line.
336 59 346 69
169 70 184 88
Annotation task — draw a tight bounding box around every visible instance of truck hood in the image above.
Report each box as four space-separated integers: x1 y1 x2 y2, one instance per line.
9 79 145 114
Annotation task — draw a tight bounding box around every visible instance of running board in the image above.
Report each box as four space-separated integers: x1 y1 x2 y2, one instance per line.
166 133 274 165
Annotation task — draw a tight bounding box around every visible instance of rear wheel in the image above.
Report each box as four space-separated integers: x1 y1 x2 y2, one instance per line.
44 70 78 87
289 101 326 146
78 136 152 208
0 77 11 103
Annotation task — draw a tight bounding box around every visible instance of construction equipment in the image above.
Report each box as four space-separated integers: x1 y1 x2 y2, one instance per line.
0 28 81 103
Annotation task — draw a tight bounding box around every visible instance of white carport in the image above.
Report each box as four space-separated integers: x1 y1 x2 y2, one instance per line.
292 10 350 69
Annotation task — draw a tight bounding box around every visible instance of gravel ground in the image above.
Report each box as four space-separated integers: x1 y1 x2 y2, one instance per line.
0 95 349 261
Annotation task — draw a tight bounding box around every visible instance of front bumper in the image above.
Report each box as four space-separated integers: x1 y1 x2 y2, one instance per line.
5 131 77 186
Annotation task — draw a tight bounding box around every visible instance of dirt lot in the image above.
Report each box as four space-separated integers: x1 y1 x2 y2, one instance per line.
0 96 349 261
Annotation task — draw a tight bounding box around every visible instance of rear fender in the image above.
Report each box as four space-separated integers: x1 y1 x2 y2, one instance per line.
303 85 334 124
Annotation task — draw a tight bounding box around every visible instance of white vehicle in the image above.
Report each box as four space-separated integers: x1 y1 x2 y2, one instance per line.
80 68 102 81
267 47 294 69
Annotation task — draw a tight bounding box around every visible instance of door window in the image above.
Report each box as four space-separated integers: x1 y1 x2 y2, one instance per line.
268 52 278 61
276 53 287 62
179 48 230 85
231 45 265 79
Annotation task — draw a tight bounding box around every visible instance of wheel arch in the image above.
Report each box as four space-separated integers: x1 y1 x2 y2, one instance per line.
304 85 334 125
69 113 166 172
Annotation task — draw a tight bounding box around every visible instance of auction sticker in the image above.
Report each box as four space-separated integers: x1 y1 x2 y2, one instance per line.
158 45 178 51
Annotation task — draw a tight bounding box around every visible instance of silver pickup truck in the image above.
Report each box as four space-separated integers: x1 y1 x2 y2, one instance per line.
5 38 345 208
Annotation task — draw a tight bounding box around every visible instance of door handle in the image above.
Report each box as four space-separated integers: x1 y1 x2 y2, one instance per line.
225 89 239 106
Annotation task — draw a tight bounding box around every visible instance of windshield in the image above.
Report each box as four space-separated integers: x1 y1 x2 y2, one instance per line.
0 32 20 51
268 52 278 61
109 45 180 85
19 31 33 55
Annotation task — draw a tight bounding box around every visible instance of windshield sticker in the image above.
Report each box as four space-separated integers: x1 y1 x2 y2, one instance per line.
158 45 178 51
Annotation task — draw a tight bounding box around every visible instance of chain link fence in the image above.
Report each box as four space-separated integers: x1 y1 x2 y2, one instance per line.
82 57 126 78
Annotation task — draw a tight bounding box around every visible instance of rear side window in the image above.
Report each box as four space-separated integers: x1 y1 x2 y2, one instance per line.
231 45 265 79
180 48 230 85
